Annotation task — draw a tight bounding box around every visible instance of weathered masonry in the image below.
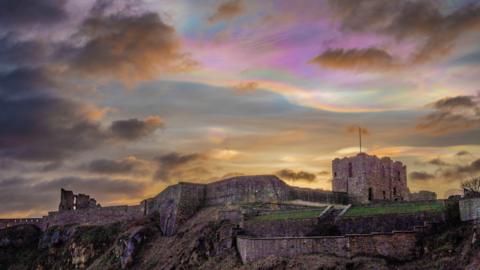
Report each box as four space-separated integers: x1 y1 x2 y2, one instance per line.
332 153 409 204
236 231 418 264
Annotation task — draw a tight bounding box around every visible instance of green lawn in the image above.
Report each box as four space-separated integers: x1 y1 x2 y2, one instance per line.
251 208 325 221
344 201 445 217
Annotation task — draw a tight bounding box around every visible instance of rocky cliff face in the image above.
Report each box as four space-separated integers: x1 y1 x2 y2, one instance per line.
1 207 480 270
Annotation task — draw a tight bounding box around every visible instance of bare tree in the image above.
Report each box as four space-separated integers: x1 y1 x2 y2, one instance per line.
461 177 480 198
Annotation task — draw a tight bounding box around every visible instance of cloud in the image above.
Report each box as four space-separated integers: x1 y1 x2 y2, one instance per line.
153 152 204 182
233 81 258 93
0 36 51 67
0 176 145 215
310 48 396 71
327 0 480 64
109 116 164 140
416 95 480 135
68 10 197 86
456 150 471 156
208 0 244 23
428 158 450 167
318 171 330 176
0 0 67 29
86 156 142 174
409 171 435 181
439 158 480 181
0 67 164 161
276 169 317 182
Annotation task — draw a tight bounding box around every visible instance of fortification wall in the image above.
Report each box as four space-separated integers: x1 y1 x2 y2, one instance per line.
459 198 480 221
0 218 43 230
243 218 318 237
336 212 444 234
236 231 417 264
144 182 206 235
43 205 143 229
289 187 348 204
205 175 290 205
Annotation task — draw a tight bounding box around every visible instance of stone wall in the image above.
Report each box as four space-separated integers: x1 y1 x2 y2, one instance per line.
144 182 206 235
332 153 409 204
236 231 417 264
289 187 348 204
243 218 318 237
42 205 143 230
0 218 43 230
335 212 444 234
459 198 480 221
410 191 437 201
205 175 291 205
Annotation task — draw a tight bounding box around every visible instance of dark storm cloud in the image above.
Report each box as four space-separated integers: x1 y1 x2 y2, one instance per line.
0 36 51 67
68 9 196 85
326 0 480 66
86 158 141 174
440 158 480 180
208 0 244 23
276 169 317 182
0 0 68 28
109 116 164 140
416 95 480 135
310 48 396 71
0 176 144 214
409 171 435 181
153 152 204 182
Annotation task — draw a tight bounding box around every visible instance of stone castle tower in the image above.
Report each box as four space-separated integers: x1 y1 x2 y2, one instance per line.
332 153 409 204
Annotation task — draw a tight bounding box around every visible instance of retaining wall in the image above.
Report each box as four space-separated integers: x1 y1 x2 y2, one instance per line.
336 212 444 234
243 218 318 237
236 231 417 264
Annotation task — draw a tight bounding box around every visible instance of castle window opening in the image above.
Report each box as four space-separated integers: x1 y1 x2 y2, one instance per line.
368 188 373 201
393 187 397 196
334 171 337 177
348 163 353 177
397 171 400 180
383 191 386 199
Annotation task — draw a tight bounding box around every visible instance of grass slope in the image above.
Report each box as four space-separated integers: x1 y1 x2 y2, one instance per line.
344 201 445 217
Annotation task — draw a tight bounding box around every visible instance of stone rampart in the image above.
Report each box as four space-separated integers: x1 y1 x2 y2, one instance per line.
144 182 205 235
205 175 291 205
42 205 143 229
0 218 43 230
236 231 417 264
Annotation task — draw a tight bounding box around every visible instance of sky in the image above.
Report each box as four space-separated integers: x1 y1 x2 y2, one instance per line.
1 0 480 218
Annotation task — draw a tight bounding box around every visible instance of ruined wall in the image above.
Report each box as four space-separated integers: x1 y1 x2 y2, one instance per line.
459 198 480 221
335 212 444 234
236 232 417 264
332 153 409 204
42 205 143 230
243 218 318 237
0 218 43 230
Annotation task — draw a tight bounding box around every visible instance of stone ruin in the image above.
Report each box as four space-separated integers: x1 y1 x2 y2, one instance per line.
58 188 100 211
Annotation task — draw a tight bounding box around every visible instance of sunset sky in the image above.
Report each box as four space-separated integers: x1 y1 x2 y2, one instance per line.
1 0 480 217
